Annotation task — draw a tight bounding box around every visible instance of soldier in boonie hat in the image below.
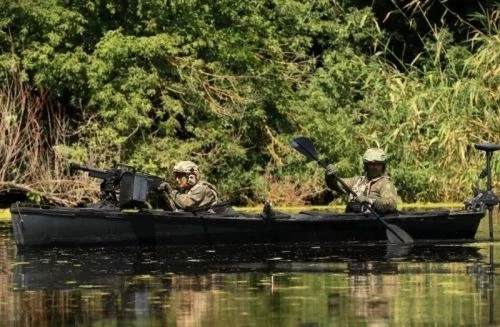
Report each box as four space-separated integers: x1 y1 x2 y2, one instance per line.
323 147 397 214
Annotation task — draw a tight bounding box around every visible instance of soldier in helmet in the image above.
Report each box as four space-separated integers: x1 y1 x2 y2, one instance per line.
324 148 398 213
157 160 219 211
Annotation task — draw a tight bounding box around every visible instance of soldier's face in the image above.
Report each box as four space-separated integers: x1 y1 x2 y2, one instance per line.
175 173 189 189
364 162 384 179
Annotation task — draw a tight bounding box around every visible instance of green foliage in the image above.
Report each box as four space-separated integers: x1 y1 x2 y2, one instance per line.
26 192 41 204
0 0 498 205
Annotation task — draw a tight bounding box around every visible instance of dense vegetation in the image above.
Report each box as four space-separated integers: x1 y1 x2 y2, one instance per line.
1 0 499 206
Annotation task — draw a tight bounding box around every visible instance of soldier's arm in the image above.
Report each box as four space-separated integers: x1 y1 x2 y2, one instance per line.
326 176 358 195
171 187 206 210
372 181 398 213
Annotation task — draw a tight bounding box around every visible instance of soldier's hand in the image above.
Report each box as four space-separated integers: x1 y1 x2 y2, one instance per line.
325 164 337 176
355 195 372 205
158 181 172 193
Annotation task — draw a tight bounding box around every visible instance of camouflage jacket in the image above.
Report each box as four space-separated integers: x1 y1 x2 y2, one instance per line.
325 174 398 213
170 181 219 211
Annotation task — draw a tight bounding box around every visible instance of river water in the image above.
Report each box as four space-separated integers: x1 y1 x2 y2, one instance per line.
0 211 499 326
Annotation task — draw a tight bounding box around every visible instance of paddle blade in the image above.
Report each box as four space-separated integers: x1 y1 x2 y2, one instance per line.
386 224 414 244
290 136 319 162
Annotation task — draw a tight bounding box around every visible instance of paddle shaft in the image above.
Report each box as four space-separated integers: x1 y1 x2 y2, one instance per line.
294 139 411 243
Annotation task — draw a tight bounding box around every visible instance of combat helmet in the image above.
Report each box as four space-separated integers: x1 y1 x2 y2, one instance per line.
362 148 387 163
173 161 199 176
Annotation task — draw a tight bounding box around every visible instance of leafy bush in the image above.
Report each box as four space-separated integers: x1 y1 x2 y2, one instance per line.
0 0 498 205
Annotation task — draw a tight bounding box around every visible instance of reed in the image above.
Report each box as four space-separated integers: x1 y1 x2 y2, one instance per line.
277 8 500 205
0 73 99 205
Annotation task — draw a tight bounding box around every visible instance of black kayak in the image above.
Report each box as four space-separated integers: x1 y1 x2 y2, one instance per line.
10 203 485 247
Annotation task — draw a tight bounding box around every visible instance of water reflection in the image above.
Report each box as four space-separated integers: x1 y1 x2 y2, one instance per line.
11 243 485 289
1 217 499 326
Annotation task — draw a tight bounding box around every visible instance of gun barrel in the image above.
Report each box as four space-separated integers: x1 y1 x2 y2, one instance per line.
69 162 85 172
69 162 111 179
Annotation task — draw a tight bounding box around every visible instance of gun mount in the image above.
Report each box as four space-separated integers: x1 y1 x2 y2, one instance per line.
466 143 500 240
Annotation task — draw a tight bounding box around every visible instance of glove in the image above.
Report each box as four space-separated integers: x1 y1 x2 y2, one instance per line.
355 195 372 205
325 164 337 176
158 181 173 193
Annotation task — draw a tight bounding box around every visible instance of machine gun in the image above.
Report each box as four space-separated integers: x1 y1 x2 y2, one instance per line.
70 162 127 207
70 162 164 209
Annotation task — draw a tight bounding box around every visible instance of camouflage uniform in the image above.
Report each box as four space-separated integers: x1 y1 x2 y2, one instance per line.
160 161 219 211
325 148 398 214
326 174 397 213
170 180 219 210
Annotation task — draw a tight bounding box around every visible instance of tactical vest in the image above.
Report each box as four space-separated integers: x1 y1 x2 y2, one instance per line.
346 175 389 213
200 181 219 205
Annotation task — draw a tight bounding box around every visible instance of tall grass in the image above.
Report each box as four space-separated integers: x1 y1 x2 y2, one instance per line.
384 9 500 202
281 8 500 205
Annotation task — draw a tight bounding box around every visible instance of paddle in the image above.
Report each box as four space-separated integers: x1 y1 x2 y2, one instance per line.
290 136 413 244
